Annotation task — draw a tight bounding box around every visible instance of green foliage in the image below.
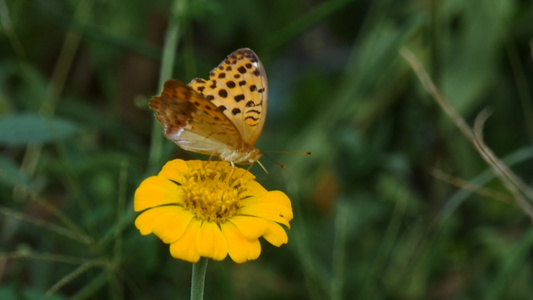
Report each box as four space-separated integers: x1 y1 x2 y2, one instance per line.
1 0 533 299
0 114 78 146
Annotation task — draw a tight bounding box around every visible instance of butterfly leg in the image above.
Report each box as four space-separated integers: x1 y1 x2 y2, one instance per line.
253 160 269 176
227 161 235 180
208 152 217 162
245 162 254 172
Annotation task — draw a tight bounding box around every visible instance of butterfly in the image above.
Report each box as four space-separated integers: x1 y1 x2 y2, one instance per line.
149 48 267 165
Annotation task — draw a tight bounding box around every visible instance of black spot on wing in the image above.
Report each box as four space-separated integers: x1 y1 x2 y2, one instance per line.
234 94 245 102
218 89 228 98
245 115 259 121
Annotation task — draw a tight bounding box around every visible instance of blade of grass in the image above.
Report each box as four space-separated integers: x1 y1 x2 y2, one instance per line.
436 147 533 223
264 0 354 53
148 0 189 173
45 260 103 297
0 0 27 61
330 204 348 300
19 0 94 180
0 207 92 245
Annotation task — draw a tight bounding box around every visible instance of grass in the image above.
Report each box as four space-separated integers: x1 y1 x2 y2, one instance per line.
1 0 533 299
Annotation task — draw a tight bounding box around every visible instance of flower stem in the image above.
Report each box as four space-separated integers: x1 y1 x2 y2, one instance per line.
190 257 209 300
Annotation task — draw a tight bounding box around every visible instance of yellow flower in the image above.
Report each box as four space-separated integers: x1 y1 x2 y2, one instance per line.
134 159 293 263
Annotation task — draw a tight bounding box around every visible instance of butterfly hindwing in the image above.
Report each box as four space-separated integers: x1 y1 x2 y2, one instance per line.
149 80 243 155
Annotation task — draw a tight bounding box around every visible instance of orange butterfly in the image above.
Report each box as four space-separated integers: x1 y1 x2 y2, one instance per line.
149 48 267 165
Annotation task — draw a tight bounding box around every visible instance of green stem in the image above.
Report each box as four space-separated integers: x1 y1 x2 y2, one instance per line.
148 0 188 172
190 257 209 300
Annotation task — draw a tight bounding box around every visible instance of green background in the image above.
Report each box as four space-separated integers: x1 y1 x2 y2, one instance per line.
1 0 533 299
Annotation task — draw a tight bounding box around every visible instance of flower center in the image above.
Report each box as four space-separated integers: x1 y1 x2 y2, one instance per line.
181 164 247 223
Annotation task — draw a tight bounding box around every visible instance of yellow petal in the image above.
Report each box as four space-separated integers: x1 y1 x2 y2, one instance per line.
221 222 261 263
134 176 184 212
232 167 256 181
241 180 267 197
229 215 268 240
151 207 194 243
184 160 204 170
134 206 181 236
240 192 293 228
169 219 202 263
158 159 188 182
196 222 228 261
243 190 292 208
263 221 289 247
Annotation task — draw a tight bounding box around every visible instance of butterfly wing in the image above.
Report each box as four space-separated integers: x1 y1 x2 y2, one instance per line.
149 80 244 156
188 48 268 148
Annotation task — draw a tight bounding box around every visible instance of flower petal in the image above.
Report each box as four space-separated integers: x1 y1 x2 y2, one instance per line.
135 206 193 243
221 222 261 263
232 167 256 181
240 191 293 228
197 222 228 261
158 159 188 183
263 221 289 247
152 207 194 243
184 160 204 170
229 215 268 240
135 206 186 236
242 190 292 208
134 206 162 235
241 180 267 197
134 176 184 212
170 219 202 263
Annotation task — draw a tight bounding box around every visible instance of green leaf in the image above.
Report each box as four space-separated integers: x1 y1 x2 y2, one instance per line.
0 155 30 188
0 114 79 146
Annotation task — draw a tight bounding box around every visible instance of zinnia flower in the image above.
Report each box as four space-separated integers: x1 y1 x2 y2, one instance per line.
134 159 293 263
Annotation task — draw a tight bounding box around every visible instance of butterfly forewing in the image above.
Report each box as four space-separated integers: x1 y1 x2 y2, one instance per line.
188 48 268 147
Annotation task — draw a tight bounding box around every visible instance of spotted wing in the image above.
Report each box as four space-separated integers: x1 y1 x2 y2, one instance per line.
188 48 267 148
149 80 244 155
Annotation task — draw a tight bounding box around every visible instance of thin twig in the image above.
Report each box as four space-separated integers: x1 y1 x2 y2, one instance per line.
431 168 512 203
400 47 533 221
471 111 533 219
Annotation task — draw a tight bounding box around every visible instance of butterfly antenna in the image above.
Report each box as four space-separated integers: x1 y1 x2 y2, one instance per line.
263 150 313 155
261 152 286 169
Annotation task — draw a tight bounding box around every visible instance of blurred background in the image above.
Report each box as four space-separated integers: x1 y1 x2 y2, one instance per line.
1 0 533 299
